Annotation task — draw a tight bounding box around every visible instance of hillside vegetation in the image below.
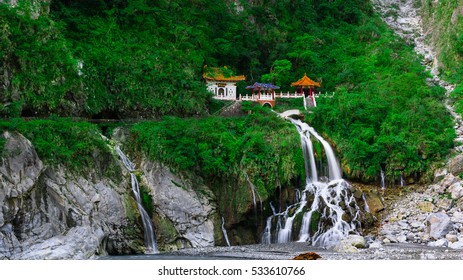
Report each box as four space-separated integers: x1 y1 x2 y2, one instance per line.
0 0 456 183
419 0 463 117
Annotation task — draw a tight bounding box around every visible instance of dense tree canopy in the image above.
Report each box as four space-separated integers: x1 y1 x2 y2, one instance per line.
0 0 457 182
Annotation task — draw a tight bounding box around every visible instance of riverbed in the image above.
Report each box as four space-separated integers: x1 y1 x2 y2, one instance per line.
100 242 463 260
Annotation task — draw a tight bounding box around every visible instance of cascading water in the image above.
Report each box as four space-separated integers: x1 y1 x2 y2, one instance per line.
245 173 263 212
221 217 231 247
116 146 158 253
261 119 361 248
380 168 386 189
400 174 406 187
362 193 370 213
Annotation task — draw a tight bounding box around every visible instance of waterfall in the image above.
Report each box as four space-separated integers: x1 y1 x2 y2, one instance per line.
400 174 406 187
261 119 361 248
245 173 262 212
116 146 158 253
221 217 231 247
362 193 370 213
380 168 386 189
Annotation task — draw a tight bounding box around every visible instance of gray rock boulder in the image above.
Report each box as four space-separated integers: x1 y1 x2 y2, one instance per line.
448 181 463 199
426 213 454 240
449 154 463 175
451 212 463 223
345 234 366 248
333 240 359 253
0 131 44 227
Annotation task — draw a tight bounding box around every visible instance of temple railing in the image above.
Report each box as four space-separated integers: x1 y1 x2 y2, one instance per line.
213 94 237 100
213 92 336 102
274 92 304 98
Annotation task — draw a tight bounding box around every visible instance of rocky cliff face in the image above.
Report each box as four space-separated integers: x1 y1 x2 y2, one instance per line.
0 130 224 259
0 131 144 259
141 160 217 251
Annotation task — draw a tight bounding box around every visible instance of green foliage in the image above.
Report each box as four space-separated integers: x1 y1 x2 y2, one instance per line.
261 59 293 90
139 186 154 217
309 79 454 181
131 112 304 200
420 0 463 82
0 0 457 184
273 98 305 112
0 119 111 171
0 3 82 116
451 84 463 114
208 99 234 115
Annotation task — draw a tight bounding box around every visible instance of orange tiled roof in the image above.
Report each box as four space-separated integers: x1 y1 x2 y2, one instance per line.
291 73 320 87
203 67 246 82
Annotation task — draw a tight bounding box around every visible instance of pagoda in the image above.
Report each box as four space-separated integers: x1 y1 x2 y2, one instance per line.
203 67 246 100
244 82 280 107
291 73 320 108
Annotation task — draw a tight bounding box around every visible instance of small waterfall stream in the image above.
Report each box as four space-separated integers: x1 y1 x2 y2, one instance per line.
116 146 158 253
380 168 386 189
221 217 231 247
262 119 361 248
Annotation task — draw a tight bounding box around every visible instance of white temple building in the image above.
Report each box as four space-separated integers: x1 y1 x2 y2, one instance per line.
203 67 246 100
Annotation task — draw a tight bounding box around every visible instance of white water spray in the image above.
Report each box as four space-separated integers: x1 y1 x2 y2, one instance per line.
362 193 370 213
116 146 158 253
262 119 361 248
400 174 406 187
245 173 262 212
221 217 231 247
380 168 386 189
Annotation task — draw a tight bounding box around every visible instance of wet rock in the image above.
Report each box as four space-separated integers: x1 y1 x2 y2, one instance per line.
426 213 453 239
